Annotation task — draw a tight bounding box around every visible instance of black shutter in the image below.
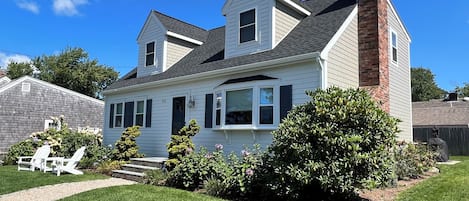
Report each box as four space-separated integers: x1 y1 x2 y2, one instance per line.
124 102 134 128
280 85 292 121
146 99 152 128
205 94 213 128
109 104 114 128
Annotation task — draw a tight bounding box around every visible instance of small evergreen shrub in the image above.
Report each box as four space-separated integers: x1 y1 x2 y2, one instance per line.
165 119 200 170
257 87 399 200
112 126 144 161
96 160 127 175
143 169 169 186
394 142 436 180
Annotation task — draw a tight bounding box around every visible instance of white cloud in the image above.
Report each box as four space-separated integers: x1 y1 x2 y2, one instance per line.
0 52 32 69
16 0 40 14
53 0 88 16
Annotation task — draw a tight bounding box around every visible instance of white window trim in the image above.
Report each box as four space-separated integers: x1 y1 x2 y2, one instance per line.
145 41 156 67
238 8 257 44
213 81 279 130
134 100 147 127
390 29 398 64
114 102 124 128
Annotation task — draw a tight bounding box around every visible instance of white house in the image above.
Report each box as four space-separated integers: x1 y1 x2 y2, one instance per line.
103 0 412 157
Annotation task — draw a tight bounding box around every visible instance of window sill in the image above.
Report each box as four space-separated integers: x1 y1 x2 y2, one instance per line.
212 126 277 131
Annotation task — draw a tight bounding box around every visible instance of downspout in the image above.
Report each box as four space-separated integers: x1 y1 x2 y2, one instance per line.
317 56 327 90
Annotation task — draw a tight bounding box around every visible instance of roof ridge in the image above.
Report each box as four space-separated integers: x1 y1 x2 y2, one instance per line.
152 10 208 32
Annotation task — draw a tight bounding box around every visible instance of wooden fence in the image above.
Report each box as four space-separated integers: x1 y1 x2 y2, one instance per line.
413 127 469 156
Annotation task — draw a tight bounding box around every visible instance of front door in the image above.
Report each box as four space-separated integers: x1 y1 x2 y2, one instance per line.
172 96 186 134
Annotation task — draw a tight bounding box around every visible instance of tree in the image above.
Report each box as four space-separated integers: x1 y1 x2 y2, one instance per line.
31 47 118 98
411 67 446 102
455 83 469 98
6 62 33 79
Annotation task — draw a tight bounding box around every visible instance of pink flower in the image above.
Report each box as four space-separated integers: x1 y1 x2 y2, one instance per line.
205 153 213 159
186 147 193 154
241 150 250 157
245 168 254 176
215 144 223 150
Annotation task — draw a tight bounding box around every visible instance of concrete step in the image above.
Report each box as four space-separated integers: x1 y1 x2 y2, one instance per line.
130 157 167 169
112 170 144 182
122 164 158 173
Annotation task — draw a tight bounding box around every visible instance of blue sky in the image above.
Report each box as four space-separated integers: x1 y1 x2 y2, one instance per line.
0 0 468 91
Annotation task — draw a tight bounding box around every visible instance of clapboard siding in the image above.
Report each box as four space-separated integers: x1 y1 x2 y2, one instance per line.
274 2 302 46
388 5 412 141
137 15 165 77
327 14 359 88
224 0 275 59
104 61 321 156
165 36 197 71
0 77 103 152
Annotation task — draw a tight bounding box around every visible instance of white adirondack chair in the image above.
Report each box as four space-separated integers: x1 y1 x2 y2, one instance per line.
52 146 86 176
17 145 51 171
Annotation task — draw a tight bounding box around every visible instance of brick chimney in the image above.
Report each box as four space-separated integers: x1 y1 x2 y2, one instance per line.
358 0 390 112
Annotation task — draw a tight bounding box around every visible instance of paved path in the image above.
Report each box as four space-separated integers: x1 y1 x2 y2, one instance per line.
0 178 136 201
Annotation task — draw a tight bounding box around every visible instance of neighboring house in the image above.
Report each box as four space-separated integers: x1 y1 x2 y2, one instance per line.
0 76 10 88
103 0 412 157
0 76 104 153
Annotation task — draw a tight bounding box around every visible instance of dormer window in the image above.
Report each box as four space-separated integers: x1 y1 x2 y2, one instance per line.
239 9 256 43
146 41 155 66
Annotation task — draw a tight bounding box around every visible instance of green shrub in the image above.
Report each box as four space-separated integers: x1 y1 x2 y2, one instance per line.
3 140 35 165
143 169 168 186
394 142 436 180
204 178 227 198
256 87 399 200
96 160 126 175
165 119 200 170
79 144 113 169
112 126 144 161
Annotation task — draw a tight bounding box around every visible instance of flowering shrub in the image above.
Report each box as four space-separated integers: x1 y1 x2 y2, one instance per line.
394 142 436 180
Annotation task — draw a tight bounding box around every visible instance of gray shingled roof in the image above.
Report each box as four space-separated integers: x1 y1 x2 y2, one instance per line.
107 0 357 91
413 100 469 127
153 11 209 42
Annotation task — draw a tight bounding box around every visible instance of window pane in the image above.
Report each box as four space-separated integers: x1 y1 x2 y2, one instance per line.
216 92 222 109
260 106 273 124
146 53 154 66
240 25 255 43
137 101 144 113
216 109 221 126
226 89 253 125
392 33 397 47
115 116 122 127
393 48 398 62
136 114 144 126
240 9 255 26
260 88 273 104
146 42 155 53
116 103 123 114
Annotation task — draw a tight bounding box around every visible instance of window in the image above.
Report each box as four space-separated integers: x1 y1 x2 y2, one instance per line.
135 101 145 126
391 31 398 63
114 103 123 127
239 9 256 43
259 88 273 124
226 89 253 125
146 41 155 66
215 92 222 126
22 82 31 92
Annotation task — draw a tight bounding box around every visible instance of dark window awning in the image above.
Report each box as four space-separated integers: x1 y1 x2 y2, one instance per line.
220 75 277 85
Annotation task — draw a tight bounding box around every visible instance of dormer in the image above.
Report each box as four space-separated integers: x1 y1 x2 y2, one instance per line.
136 11 208 78
222 0 310 59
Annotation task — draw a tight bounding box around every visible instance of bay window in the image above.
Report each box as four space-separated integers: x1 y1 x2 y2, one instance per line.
226 89 253 125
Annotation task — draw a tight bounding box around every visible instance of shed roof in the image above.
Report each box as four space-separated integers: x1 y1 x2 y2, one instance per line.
413 100 469 127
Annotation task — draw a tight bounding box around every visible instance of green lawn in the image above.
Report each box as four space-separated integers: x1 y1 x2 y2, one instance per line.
60 184 226 201
397 156 469 201
0 165 108 195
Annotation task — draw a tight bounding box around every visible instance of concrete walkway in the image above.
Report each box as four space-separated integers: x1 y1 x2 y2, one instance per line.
0 178 136 201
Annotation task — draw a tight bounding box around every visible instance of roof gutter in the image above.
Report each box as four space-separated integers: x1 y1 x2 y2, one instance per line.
104 52 320 95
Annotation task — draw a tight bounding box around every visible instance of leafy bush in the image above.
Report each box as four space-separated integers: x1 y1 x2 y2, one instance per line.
96 160 127 175
166 119 200 170
111 126 144 161
3 140 35 165
142 169 168 186
394 142 436 180
79 144 113 169
256 87 399 200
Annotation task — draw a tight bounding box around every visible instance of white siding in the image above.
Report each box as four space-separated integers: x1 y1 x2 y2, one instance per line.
104 61 321 156
327 15 359 88
137 15 166 78
388 6 412 141
274 2 302 46
165 37 197 70
224 0 275 59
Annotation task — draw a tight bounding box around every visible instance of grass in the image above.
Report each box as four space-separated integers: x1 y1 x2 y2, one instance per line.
59 184 226 201
0 165 108 195
397 156 469 201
